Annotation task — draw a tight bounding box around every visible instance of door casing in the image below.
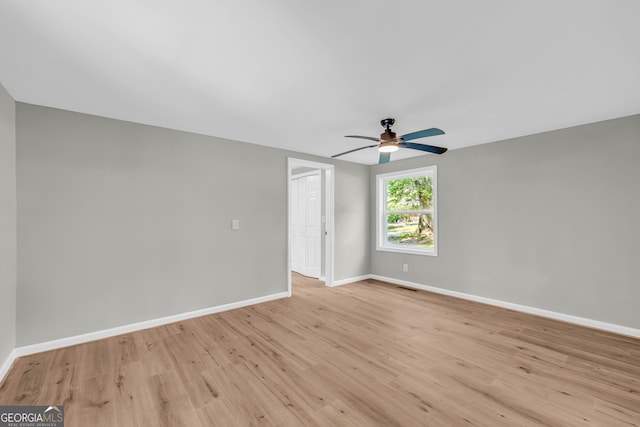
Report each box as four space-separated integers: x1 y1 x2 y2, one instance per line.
287 158 335 295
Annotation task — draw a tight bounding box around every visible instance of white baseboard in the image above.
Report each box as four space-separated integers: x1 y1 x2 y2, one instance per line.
368 274 640 339
332 274 371 287
14 291 289 358
5 276 639 382
0 349 17 383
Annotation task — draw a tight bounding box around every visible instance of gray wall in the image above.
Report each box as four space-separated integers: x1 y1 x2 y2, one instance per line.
12 99 638 348
16 103 369 346
371 114 640 329
0 83 16 362
335 165 370 279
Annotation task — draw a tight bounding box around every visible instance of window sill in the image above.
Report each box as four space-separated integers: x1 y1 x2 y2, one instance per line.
376 245 438 256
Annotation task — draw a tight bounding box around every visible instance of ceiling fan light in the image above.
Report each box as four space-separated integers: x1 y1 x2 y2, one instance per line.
378 143 399 153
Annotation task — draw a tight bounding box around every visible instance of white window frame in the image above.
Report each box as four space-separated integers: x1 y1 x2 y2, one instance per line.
376 166 438 256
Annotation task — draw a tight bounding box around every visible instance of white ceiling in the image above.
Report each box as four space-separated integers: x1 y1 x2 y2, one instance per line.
1 1 639 165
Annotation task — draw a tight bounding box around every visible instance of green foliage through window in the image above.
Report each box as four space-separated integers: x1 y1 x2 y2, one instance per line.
380 171 436 252
386 176 433 211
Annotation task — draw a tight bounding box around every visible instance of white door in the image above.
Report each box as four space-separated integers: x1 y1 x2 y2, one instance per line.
291 178 304 274
290 171 321 278
304 173 321 278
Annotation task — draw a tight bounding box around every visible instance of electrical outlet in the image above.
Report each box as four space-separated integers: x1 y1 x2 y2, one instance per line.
403 264 408 272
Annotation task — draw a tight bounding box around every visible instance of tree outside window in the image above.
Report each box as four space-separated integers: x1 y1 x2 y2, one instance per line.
377 166 437 255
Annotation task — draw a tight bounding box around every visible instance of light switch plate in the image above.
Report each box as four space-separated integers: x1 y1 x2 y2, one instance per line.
231 219 240 230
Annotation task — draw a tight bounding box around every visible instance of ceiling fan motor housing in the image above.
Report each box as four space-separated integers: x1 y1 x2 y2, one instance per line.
381 130 397 142
380 118 398 142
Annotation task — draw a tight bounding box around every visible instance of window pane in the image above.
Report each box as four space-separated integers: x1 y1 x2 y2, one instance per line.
386 176 433 211
386 214 434 248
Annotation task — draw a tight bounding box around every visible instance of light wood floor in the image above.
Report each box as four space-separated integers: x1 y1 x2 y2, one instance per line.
1 274 639 426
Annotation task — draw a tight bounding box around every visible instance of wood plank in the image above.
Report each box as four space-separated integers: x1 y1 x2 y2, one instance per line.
1 272 639 426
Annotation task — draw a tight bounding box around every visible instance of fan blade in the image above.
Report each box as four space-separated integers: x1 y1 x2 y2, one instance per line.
400 142 448 155
401 128 445 141
345 135 380 142
331 144 378 158
379 152 391 164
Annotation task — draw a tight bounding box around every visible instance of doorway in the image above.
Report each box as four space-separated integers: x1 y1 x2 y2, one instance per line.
287 158 335 296
290 170 322 278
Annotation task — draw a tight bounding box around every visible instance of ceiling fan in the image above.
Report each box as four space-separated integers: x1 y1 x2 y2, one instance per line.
332 118 447 164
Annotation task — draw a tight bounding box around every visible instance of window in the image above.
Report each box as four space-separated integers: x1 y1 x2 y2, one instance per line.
377 166 438 256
